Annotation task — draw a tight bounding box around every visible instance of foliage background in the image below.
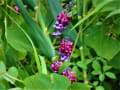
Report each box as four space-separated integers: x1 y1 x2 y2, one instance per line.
0 0 120 90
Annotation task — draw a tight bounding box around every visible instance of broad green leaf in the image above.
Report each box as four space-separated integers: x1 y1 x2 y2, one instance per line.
96 86 104 90
84 24 120 60
69 82 91 90
7 30 32 52
4 67 18 85
0 61 6 75
99 74 105 82
15 0 55 59
24 74 71 89
105 72 116 79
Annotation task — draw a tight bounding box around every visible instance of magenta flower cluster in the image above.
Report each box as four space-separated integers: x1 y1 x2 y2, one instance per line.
51 38 76 83
52 1 76 83
62 68 76 83
14 4 27 13
59 38 73 62
53 11 72 38
51 60 62 73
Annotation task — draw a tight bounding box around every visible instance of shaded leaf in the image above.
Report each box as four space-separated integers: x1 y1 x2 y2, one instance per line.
69 82 91 90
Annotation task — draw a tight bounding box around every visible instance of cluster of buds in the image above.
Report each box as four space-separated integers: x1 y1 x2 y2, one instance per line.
51 60 62 73
62 68 76 83
53 11 72 38
13 4 27 14
59 38 73 62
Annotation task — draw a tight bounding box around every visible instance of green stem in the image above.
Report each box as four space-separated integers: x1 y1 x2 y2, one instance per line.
4 72 24 83
80 47 88 84
69 30 80 61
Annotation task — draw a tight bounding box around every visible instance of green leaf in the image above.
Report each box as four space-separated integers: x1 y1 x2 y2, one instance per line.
0 61 6 75
15 0 55 59
96 86 104 90
99 74 105 82
105 72 116 79
84 24 120 60
92 70 100 75
93 81 99 86
3 67 18 84
7 30 32 52
92 61 101 72
24 74 71 89
69 82 91 90
103 65 112 72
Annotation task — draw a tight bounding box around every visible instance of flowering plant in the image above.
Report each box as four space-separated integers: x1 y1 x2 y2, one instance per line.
0 0 120 89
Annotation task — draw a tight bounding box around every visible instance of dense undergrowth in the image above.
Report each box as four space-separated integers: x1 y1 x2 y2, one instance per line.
0 0 120 90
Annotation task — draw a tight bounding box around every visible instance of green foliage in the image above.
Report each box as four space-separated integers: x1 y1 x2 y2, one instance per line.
0 0 120 89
